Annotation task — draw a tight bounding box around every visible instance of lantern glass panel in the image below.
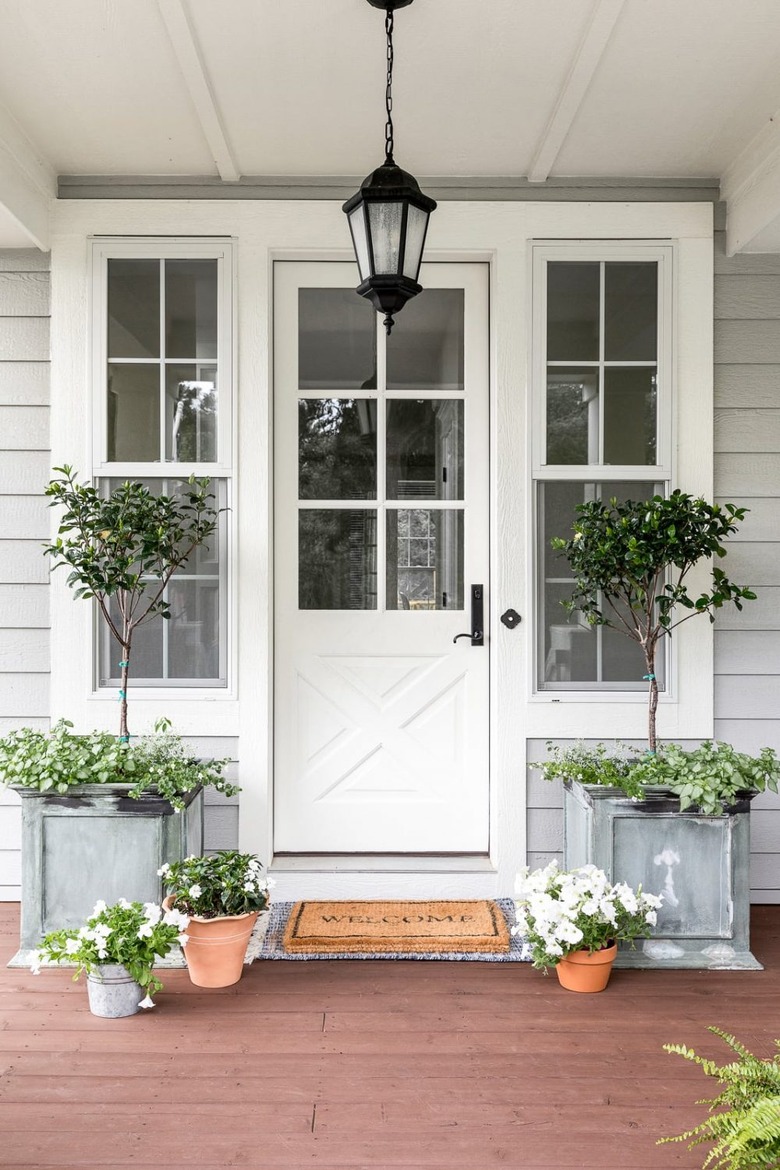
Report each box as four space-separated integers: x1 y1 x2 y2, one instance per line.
402 205 429 281
348 206 372 282
367 201 404 274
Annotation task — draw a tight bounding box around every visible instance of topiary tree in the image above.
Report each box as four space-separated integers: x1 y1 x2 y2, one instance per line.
45 467 221 741
551 491 756 752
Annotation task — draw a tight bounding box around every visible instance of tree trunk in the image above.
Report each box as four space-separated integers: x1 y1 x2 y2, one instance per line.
645 642 658 753
119 631 131 742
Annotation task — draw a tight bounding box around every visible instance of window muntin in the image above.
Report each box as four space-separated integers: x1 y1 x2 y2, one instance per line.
534 245 672 694
95 241 232 691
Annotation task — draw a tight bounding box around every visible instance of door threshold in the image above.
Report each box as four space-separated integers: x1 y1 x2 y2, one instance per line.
271 854 496 874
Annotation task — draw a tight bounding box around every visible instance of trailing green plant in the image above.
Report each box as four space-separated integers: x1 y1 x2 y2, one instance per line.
533 740 646 799
551 492 756 751
0 718 238 811
30 898 191 1003
160 850 271 919
44 467 221 740
634 740 780 816
659 1026 780 1168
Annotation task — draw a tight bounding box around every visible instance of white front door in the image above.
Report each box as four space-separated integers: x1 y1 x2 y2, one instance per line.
274 262 490 854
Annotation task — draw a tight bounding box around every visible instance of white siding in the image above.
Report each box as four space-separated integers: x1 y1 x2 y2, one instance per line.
714 230 780 903
0 249 51 899
525 232 780 903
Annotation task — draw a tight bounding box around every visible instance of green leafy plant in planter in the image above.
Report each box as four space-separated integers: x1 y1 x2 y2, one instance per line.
160 850 271 918
44 467 221 740
659 1027 780 1168
31 898 191 1008
552 491 756 752
0 718 238 810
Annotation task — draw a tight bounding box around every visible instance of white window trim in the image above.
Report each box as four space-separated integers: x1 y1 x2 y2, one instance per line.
85 237 237 704
524 234 715 741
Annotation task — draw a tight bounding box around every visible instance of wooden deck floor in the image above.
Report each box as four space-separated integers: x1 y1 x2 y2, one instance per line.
0 903 778 1169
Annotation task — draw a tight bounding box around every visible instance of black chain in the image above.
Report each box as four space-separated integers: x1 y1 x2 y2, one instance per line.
384 9 394 162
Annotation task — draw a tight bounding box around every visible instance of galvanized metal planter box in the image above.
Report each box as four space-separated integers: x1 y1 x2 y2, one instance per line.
8 784 203 967
563 780 760 970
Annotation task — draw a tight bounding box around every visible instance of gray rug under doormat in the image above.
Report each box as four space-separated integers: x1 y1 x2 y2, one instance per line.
247 898 529 962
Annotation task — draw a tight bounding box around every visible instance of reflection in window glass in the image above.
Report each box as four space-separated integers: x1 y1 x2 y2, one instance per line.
165 260 218 361
298 289 376 391
298 400 377 500
386 400 463 499
546 369 598 464
547 263 600 361
107 364 160 462
99 478 225 685
166 366 217 462
386 289 464 390
108 260 160 359
299 510 377 609
538 481 662 689
604 368 657 465
605 263 657 361
386 509 463 611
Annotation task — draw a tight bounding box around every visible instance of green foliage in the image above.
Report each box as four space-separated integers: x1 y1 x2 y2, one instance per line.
161 850 271 920
0 719 238 811
634 741 780 816
660 1027 780 1168
44 467 221 737
551 491 756 749
32 898 191 999
533 740 646 800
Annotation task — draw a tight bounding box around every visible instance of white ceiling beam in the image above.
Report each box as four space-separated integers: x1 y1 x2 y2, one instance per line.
0 101 55 250
527 0 625 184
721 113 780 254
157 0 240 183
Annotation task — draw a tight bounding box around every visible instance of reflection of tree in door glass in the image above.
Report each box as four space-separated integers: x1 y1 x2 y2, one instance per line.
298 399 377 500
299 510 377 610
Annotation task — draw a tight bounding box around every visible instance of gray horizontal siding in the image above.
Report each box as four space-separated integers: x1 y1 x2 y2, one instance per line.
0 249 51 899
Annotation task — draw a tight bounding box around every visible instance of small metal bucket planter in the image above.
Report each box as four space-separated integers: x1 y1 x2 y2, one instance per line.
86 964 144 1018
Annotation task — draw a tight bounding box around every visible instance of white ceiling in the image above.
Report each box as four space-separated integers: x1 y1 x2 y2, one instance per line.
2 0 780 249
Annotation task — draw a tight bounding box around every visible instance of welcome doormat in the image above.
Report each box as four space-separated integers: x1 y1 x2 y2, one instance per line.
247 899 527 961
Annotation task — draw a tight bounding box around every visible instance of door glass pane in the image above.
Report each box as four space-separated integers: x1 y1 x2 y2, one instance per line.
299 289 376 391
165 260 218 360
107 364 159 461
604 368 657 465
386 400 464 500
299 510 377 609
386 290 464 390
605 262 657 361
546 368 599 464
165 365 217 462
299 399 377 500
547 263 599 361
386 509 464 611
107 259 160 359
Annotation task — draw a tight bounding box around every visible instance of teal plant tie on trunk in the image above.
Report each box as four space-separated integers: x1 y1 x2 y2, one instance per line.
643 673 655 680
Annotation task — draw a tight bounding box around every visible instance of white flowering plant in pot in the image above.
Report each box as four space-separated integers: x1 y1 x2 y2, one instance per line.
30 898 190 1004
159 850 271 919
514 862 663 970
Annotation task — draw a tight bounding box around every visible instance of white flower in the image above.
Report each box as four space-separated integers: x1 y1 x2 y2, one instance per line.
163 907 190 930
29 949 42 975
118 898 132 910
96 945 108 960
266 876 276 889
65 937 82 955
143 903 162 925
138 994 156 1010
177 933 190 948
645 910 658 926
93 923 112 939
137 923 154 939
156 863 171 877
243 881 255 892
188 883 203 899
91 899 107 915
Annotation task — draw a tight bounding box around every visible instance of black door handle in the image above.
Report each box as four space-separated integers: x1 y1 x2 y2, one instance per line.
453 584 484 647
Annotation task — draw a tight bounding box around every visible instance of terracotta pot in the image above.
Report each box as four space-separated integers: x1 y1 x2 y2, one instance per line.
163 895 258 988
555 942 618 993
